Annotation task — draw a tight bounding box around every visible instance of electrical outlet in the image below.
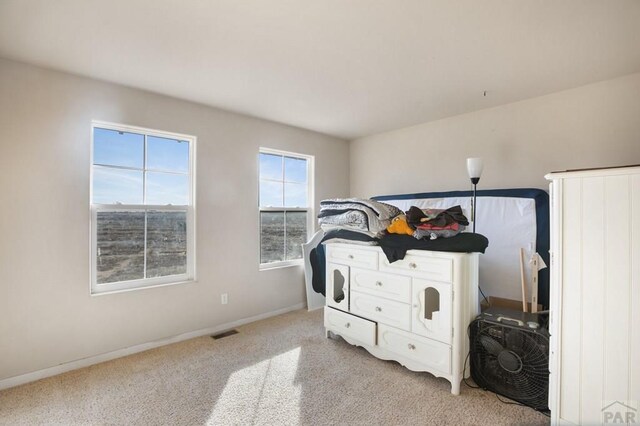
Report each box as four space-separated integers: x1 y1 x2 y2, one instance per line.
221 293 228 305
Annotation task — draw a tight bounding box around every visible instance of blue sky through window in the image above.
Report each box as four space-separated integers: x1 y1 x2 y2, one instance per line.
259 153 282 180
94 128 143 168
285 182 307 206
259 152 307 207
93 127 190 205
146 172 189 205
147 135 189 172
93 167 143 204
284 157 306 183
260 180 283 207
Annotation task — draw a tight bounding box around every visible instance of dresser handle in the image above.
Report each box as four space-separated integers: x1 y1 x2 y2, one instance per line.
345 323 351 328
409 262 417 269
348 254 354 259
375 306 382 312
375 281 383 287
408 343 416 350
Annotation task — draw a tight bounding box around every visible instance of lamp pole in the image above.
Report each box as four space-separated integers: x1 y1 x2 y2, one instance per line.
466 158 484 234
471 177 479 233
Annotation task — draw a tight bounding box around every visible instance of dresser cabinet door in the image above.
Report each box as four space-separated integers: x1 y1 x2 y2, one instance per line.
326 262 350 312
411 279 452 344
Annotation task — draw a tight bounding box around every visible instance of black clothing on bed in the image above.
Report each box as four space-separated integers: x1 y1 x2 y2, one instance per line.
378 232 488 263
405 205 469 227
309 247 325 295
321 229 378 244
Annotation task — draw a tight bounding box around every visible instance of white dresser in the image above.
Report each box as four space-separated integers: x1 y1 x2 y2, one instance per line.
323 242 479 394
546 166 640 424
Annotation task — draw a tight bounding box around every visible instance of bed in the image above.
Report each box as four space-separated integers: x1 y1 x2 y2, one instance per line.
303 188 550 310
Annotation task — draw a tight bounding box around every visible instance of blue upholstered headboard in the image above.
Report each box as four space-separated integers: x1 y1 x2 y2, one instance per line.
373 188 550 309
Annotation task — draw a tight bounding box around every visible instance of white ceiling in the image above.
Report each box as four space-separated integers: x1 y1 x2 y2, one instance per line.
1 0 640 140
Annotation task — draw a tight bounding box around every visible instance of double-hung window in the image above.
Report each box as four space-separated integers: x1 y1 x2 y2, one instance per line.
259 148 313 269
90 121 196 294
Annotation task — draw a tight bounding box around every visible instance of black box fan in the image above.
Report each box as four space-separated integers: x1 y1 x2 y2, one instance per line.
469 308 550 412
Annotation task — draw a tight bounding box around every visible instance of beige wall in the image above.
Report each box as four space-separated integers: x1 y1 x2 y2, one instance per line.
3 55 640 384
0 58 349 381
350 72 640 197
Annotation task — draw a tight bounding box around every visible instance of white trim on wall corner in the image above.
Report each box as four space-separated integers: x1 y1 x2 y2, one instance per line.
0 302 306 391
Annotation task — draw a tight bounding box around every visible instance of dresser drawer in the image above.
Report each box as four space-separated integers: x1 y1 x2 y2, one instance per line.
324 307 376 346
378 324 451 374
326 245 378 269
350 291 411 331
379 252 453 283
350 268 411 303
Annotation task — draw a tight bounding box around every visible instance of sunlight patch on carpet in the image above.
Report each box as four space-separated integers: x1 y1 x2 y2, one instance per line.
207 347 302 425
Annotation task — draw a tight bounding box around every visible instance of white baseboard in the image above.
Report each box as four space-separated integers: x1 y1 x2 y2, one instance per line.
0 302 306 391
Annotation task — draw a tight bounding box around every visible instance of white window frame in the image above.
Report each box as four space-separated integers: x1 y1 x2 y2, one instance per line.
258 147 314 270
90 120 197 295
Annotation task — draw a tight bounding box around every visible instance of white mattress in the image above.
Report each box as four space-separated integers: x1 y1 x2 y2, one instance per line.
382 196 538 303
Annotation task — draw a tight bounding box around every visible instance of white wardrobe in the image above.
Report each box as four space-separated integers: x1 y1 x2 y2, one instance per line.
546 166 640 425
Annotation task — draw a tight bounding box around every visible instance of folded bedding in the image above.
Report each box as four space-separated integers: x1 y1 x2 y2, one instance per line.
318 210 369 231
320 198 402 219
319 224 378 238
318 198 402 234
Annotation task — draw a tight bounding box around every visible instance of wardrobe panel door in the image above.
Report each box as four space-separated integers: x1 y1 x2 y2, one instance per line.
603 175 631 404
580 177 606 423
631 174 640 406
560 177 582 424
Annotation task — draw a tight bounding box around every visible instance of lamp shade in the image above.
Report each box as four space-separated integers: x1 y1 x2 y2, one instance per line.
467 157 484 179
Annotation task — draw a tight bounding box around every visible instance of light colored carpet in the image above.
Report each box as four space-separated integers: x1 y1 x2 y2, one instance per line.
0 309 549 425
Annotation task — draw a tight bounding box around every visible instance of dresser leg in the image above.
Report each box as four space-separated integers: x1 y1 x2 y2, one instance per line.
451 381 460 395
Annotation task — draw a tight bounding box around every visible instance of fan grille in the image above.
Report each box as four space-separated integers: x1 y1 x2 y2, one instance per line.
470 319 550 411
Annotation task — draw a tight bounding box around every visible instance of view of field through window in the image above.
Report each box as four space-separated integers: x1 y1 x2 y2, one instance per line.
259 151 310 264
92 125 192 288
96 211 187 284
260 211 307 264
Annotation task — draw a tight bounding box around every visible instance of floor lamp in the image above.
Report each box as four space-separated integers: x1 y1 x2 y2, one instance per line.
466 157 484 233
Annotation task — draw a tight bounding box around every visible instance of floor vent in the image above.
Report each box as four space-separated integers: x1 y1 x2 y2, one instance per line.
211 329 239 340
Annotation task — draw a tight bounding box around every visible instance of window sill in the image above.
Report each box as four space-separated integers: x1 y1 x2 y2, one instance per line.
90 278 196 296
259 260 304 271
